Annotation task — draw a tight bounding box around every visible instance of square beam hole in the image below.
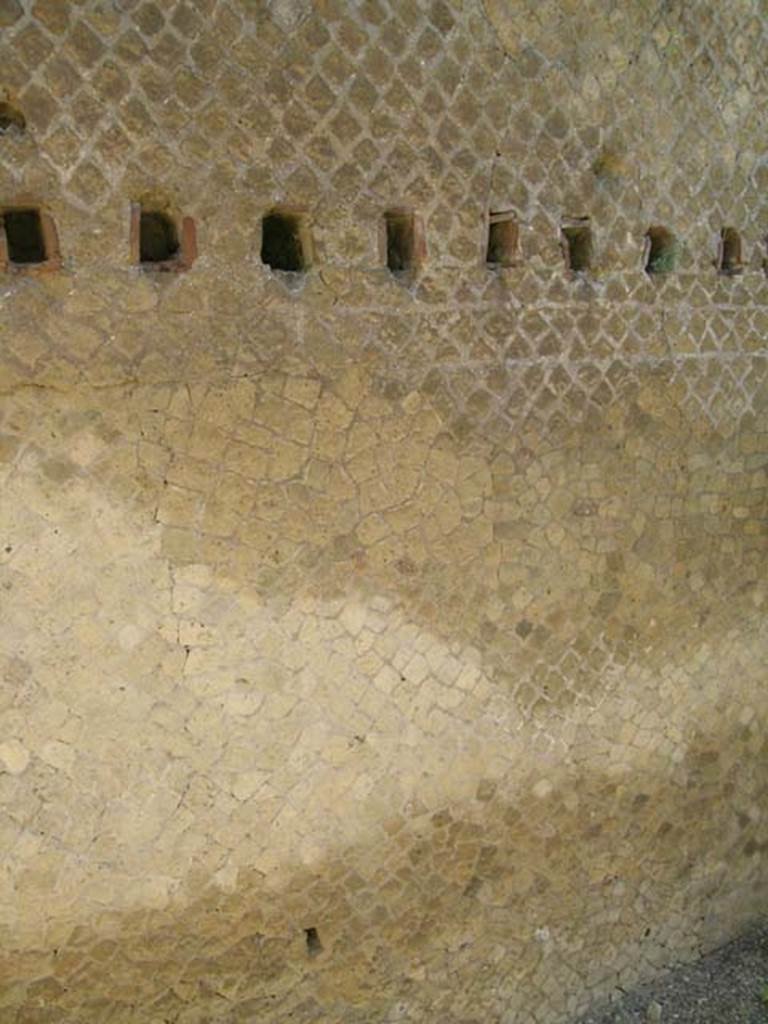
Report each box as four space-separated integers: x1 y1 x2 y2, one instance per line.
0 102 26 135
385 210 421 275
305 927 323 956
261 210 309 273
131 203 196 272
140 210 180 263
486 211 518 268
644 226 678 274
561 220 592 273
718 227 743 275
1 207 61 274
4 208 46 264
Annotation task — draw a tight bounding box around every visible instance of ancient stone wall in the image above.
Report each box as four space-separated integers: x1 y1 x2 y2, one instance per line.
0 1 766 1022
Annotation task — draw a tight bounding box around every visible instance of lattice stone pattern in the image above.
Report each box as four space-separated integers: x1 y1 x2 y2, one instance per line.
0 2 766 1023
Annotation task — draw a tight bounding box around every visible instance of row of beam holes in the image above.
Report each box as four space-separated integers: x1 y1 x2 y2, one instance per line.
0 205 752 277
140 207 425 274
259 211 748 277
254 211 747 277
0 100 755 278
491 214 746 277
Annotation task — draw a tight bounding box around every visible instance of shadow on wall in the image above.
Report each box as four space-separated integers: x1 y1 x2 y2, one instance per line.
1 730 765 1022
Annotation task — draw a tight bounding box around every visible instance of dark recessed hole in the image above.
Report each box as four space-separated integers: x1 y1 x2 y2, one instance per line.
562 222 592 272
645 225 678 275
4 209 46 264
261 211 307 273
305 927 323 957
486 211 518 268
718 227 742 275
140 210 180 263
0 102 25 135
385 210 417 274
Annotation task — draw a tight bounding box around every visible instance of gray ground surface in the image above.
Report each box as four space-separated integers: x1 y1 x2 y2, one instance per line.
575 925 768 1023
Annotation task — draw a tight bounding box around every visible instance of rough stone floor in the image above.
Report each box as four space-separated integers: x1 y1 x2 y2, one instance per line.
574 923 768 1023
